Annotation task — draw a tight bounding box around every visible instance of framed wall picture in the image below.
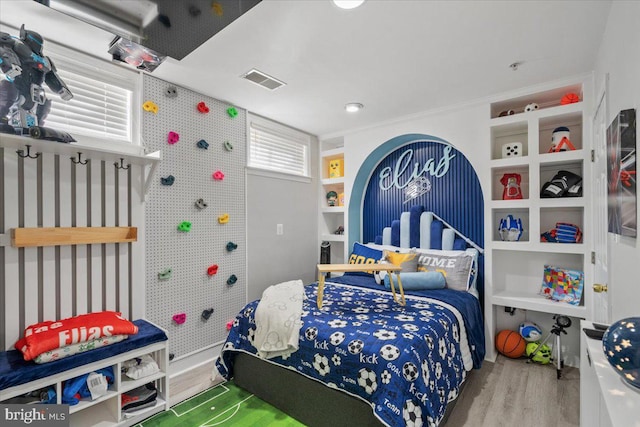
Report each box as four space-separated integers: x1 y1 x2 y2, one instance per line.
607 108 637 237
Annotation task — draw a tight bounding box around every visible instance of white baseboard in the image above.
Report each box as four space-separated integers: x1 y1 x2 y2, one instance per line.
169 342 223 379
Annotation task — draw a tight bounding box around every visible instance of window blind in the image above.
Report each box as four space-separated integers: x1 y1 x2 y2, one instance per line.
249 121 310 177
43 67 132 143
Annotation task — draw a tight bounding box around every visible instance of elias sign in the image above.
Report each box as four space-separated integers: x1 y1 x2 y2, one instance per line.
378 145 456 191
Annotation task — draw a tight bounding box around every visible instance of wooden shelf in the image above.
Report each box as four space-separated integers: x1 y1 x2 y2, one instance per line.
12 227 138 247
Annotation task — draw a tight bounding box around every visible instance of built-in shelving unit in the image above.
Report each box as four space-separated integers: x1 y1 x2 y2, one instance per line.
318 137 347 264
485 80 592 360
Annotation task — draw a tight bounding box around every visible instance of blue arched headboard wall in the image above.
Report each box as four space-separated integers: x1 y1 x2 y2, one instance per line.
348 133 485 293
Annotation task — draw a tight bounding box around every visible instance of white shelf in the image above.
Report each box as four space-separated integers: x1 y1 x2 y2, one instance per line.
0 133 161 166
321 177 345 186
119 397 167 424
0 133 162 201
321 147 345 159
321 234 346 242
491 241 586 254
321 207 345 213
119 371 166 394
492 290 587 317
70 389 119 414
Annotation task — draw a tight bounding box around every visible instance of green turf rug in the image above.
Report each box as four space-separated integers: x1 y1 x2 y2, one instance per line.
136 381 306 426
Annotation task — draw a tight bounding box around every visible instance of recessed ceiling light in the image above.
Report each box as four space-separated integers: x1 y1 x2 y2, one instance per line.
333 0 366 10
345 103 364 113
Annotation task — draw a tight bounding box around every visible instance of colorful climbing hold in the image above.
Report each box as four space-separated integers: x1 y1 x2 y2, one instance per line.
212 1 223 17
166 86 178 98
212 170 225 180
223 141 233 151
158 268 172 280
178 221 192 232
195 198 208 209
226 241 238 251
197 101 210 113
197 139 209 149
160 175 175 186
226 106 238 118
142 100 159 114
201 308 214 320
218 213 229 224
227 274 237 286
168 131 180 144
207 264 219 276
172 313 186 324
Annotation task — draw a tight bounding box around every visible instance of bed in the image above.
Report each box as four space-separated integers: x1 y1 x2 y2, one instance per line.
216 209 485 427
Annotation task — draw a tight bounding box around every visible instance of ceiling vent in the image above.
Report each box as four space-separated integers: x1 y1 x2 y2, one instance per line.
242 69 286 90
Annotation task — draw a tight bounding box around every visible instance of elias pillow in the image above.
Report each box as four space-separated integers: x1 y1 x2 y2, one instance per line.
415 249 474 292
346 242 383 276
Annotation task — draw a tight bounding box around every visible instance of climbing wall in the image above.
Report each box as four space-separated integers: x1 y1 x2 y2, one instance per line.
143 75 246 360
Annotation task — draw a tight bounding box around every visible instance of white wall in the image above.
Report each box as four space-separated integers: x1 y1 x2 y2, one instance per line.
246 138 319 302
594 0 640 321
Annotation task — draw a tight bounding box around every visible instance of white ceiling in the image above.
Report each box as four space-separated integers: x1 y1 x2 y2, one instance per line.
0 0 612 138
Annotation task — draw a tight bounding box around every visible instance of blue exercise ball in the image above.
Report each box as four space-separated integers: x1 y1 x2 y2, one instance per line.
602 317 640 389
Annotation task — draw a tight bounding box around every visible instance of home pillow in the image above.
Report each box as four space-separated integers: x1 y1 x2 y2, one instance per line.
383 271 446 291
415 249 474 291
345 242 383 276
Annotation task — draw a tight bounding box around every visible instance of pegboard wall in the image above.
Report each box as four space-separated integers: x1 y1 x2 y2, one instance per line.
143 75 246 360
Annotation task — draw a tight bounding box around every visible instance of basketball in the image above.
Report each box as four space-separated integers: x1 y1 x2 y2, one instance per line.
496 329 526 358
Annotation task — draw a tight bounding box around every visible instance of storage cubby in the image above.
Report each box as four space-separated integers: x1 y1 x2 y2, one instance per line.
538 110 583 154
490 121 528 160
490 83 583 119
491 165 529 201
539 160 584 199
491 249 586 317
540 206 584 242
492 208 529 242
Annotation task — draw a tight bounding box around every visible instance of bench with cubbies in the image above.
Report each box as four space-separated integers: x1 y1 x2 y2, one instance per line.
0 320 168 427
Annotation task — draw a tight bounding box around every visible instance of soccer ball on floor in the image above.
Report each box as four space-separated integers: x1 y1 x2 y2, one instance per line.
526 342 552 364
519 321 542 342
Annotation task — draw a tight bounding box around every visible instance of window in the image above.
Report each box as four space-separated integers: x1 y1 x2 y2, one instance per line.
248 115 311 178
44 44 139 146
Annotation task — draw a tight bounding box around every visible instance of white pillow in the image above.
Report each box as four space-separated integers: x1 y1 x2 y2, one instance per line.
414 248 474 292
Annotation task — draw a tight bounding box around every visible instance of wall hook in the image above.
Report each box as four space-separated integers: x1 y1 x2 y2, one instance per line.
16 145 40 159
114 158 130 170
71 152 88 165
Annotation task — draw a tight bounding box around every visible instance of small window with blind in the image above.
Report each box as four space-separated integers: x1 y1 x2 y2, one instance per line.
248 114 311 179
43 44 139 146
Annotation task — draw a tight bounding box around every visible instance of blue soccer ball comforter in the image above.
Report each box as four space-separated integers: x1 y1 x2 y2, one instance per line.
217 281 484 427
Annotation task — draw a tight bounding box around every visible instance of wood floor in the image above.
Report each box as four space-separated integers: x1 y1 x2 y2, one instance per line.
170 355 580 426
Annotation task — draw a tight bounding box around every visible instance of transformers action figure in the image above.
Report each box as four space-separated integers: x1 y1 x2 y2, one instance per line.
0 24 73 138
